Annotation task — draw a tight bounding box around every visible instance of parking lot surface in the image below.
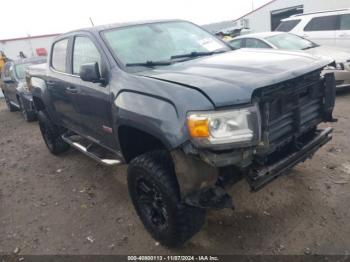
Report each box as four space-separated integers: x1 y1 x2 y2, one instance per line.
0 93 349 255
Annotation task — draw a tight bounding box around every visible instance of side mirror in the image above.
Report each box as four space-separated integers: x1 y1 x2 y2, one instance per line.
79 62 104 84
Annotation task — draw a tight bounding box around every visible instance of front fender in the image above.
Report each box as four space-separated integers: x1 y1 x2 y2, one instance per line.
114 90 185 149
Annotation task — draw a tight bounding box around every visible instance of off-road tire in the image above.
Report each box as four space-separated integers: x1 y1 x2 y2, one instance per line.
37 111 69 155
127 151 206 247
4 94 18 112
19 97 36 122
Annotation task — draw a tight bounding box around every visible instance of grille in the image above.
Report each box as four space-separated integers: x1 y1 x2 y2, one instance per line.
255 70 324 154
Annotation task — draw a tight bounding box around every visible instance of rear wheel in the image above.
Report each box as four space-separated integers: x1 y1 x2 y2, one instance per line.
37 111 69 155
128 151 206 247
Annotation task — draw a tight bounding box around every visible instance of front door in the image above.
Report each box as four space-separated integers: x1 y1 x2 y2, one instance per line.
66 35 114 149
302 15 338 46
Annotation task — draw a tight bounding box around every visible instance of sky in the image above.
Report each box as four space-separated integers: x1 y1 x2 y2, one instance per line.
1 0 271 39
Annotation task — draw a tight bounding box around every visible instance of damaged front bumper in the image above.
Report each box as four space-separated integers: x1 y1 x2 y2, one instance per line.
174 127 333 210
247 127 333 191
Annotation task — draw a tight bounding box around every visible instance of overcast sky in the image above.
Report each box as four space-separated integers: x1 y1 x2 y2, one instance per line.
1 0 270 39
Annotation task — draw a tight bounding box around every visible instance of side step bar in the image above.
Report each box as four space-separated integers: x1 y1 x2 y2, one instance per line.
61 134 123 166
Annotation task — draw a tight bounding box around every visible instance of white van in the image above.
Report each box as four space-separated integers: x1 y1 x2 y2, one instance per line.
276 9 350 49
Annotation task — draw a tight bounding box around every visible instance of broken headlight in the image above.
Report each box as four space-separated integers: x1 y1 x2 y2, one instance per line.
187 104 261 148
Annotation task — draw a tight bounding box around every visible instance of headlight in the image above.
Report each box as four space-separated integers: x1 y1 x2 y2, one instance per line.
325 62 345 71
187 104 261 148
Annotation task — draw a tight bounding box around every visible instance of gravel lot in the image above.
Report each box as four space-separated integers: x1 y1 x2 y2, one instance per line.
0 92 349 256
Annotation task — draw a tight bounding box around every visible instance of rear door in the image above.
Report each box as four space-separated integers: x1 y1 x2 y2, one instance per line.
48 37 82 131
336 13 350 49
302 14 339 46
66 34 114 148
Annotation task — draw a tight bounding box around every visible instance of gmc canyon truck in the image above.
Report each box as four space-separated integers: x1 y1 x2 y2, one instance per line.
28 20 336 247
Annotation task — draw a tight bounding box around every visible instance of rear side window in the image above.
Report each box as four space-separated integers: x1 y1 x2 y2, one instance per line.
245 38 271 48
304 15 340 31
275 20 301 32
229 39 243 49
72 37 101 75
51 39 69 72
340 14 350 30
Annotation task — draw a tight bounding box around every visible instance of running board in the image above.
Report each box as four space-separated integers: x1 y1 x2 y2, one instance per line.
61 133 123 166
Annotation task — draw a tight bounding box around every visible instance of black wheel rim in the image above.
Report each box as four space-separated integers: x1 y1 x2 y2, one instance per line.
136 179 168 228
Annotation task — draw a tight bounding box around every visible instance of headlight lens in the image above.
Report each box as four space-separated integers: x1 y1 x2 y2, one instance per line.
325 63 345 71
187 104 260 148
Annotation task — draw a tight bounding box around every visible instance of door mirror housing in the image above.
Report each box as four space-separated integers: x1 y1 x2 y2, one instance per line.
79 62 104 84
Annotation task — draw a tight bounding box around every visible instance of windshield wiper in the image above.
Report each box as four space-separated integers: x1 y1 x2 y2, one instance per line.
170 50 226 60
125 60 172 67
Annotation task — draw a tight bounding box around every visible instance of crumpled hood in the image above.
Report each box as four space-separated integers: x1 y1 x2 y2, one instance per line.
138 49 333 107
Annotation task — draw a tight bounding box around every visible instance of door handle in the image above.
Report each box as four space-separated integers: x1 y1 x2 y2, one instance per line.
339 33 349 37
46 81 55 86
65 86 78 94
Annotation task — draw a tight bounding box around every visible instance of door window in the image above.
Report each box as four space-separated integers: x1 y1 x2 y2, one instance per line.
72 37 101 75
228 39 243 49
304 15 340 31
245 38 271 48
340 14 350 30
51 39 69 72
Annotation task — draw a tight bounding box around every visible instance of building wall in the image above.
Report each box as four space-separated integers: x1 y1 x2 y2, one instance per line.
0 35 58 60
234 0 350 33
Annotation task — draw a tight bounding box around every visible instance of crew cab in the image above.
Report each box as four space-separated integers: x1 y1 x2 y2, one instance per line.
28 20 336 247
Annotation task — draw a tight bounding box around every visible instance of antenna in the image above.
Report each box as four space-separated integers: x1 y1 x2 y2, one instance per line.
89 17 95 27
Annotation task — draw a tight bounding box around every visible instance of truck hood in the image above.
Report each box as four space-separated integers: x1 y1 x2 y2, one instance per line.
138 49 332 107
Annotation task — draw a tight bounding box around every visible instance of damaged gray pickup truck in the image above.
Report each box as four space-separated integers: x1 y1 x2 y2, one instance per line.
28 20 336 247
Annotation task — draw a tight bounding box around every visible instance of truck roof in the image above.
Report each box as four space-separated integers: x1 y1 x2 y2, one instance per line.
58 19 186 37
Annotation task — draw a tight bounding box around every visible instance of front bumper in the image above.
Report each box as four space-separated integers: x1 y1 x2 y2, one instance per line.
247 127 333 191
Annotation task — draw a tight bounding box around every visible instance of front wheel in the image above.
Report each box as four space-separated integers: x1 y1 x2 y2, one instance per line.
19 97 36 122
4 94 18 112
128 151 206 247
37 111 69 155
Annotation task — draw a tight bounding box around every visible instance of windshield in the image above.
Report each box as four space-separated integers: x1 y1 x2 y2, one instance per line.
14 63 32 80
266 33 318 50
102 21 230 69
